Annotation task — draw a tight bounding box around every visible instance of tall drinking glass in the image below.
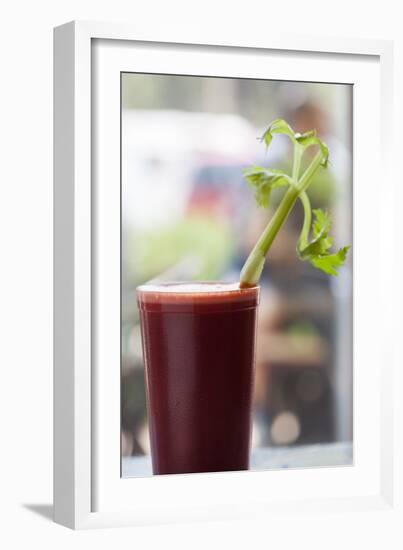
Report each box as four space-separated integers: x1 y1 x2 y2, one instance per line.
137 282 259 475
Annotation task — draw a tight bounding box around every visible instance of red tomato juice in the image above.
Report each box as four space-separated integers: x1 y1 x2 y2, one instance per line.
137 282 259 475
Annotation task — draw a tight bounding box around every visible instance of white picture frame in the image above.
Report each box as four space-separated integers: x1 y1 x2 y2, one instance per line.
54 20 396 529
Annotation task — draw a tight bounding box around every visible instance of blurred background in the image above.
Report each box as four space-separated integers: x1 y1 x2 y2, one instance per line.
120 73 353 468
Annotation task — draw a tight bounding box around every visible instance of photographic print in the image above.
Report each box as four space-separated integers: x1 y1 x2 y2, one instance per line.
120 73 353 478
53 22 395 530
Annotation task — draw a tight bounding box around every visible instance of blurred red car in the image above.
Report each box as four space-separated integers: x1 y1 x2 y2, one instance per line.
185 157 247 221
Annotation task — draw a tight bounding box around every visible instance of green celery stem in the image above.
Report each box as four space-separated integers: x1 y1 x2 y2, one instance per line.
240 185 299 287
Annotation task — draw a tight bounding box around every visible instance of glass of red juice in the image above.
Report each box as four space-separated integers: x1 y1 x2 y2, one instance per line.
136 281 259 475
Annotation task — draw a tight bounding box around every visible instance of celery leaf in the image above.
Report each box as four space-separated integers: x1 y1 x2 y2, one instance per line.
243 166 292 208
297 208 349 275
261 119 329 167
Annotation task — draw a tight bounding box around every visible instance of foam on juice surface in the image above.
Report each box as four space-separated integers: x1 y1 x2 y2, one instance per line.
137 281 242 295
137 281 259 310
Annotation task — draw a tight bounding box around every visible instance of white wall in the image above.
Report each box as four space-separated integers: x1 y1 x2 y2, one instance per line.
0 0 401 547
